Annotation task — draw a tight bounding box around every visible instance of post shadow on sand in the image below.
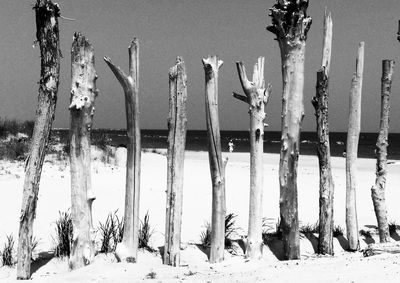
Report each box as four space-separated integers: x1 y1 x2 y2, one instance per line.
302 233 319 253
30 251 54 276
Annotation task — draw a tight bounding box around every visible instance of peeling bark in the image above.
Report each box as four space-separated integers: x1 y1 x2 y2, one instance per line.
371 60 394 243
69 32 98 270
104 39 141 262
267 0 312 260
164 57 187 266
234 57 271 259
202 55 226 263
346 42 364 251
17 0 60 279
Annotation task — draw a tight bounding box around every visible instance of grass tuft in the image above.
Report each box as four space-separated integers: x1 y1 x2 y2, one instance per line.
139 211 154 252
54 211 73 258
262 218 282 242
98 211 124 253
389 221 400 234
1 235 15 267
200 213 238 249
145 271 157 279
332 225 344 237
299 222 319 237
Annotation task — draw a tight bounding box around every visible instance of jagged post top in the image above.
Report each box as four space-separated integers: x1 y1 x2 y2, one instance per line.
202 55 223 72
267 0 312 43
72 32 94 53
128 38 139 84
169 56 185 79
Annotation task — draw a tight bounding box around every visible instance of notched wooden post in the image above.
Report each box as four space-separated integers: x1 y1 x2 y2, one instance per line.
104 38 141 263
202 55 226 263
17 0 61 279
69 32 98 270
164 57 188 266
267 0 312 260
233 57 271 259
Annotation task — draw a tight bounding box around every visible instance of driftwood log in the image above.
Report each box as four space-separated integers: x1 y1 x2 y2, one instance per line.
17 0 61 279
233 57 271 259
346 42 364 251
267 0 312 260
311 9 334 255
164 57 188 266
104 39 141 263
69 32 98 270
363 242 400 257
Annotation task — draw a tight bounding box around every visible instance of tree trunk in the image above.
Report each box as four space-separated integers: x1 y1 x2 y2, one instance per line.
104 39 141 263
17 1 60 279
311 9 334 255
346 42 364 251
267 0 312 260
371 60 394 243
69 32 98 270
164 57 187 266
202 55 226 263
233 57 271 259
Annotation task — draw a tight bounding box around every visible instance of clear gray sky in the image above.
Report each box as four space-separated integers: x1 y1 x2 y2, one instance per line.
1 0 400 132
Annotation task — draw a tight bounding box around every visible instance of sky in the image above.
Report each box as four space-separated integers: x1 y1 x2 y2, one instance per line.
1 0 400 133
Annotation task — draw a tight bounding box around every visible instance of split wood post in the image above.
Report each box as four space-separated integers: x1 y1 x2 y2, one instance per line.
233 57 271 259
164 57 187 266
17 0 60 279
104 39 141 262
311 9 334 255
371 60 394 243
267 0 312 260
202 55 227 263
346 42 364 251
68 32 98 270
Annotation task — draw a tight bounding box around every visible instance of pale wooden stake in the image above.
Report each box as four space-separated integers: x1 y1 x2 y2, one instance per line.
371 60 394 243
69 32 98 270
346 42 364 251
17 0 60 279
104 38 141 262
202 55 227 263
311 9 334 255
233 57 271 259
267 0 312 260
164 57 188 266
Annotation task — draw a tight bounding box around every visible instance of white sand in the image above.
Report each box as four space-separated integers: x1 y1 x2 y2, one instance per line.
1 150 400 282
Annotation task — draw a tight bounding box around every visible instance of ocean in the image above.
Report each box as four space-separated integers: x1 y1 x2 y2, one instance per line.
52 129 400 160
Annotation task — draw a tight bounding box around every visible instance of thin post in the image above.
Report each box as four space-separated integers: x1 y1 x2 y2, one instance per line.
164 57 188 266
69 32 98 270
202 55 226 263
233 57 271 259
346 42 364 251
17 0 60 279
371 60 394 243
104 38 141 262
311 9 334 255
267 0 312 260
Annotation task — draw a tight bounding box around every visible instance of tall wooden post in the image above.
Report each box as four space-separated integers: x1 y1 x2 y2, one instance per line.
164 57 188 266
267 0 312 260
104 39 141 262
17 1 60 279
69 32 98 270
346 42 364 251
202 55 226 263
371 60 394 243
311 9 334 255
233 57 271 259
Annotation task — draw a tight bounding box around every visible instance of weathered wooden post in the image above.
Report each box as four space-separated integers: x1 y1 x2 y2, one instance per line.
17 0 60 279
233 57 271 259
69 32 98 270
202 55 227 263
346 42 364 251
104 39 141 262
311 9 334 255
164 57 188 266
371 60 394 243
267 0 312 260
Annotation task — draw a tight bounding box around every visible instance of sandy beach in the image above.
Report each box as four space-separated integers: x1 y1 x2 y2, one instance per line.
1 149 400 282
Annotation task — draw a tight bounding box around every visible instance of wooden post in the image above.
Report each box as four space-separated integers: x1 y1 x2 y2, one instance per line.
233 57 271 259
267 0 312 260
311 9 334 255
164 57 187 266
104 39 141 262
68 32 98 270
17 0 60 279
202 55 226 263
346 42 364 251
371 60 394 243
